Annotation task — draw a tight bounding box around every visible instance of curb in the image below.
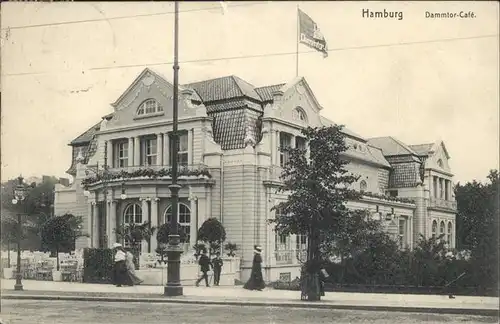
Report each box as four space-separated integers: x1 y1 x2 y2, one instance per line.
2 294 499 317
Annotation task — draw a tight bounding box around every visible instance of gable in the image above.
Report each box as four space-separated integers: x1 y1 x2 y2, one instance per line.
105 71 206 130
263 77 323 127
425 141 452 173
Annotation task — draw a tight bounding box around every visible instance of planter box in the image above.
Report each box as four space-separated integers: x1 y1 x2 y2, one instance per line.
3 268 14 279
52 270 62 282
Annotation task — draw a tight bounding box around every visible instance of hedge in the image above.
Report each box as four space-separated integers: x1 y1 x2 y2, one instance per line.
83 248 114 284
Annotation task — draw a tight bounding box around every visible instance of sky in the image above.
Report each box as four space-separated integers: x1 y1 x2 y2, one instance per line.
1 1 499 184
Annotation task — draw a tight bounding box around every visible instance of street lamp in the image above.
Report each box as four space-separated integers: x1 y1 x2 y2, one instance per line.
164 0 183 297
11 175 29 291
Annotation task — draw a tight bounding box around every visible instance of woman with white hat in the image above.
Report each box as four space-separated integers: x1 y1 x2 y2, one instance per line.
243 245 266 291
112 243 132 287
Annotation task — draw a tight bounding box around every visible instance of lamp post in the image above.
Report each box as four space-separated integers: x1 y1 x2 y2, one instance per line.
164 0 183 297
11 175 29 291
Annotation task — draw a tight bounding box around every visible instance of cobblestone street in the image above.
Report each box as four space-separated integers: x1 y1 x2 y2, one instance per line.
1 300 498 324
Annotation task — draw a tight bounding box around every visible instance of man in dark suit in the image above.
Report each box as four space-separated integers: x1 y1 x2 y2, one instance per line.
196 250 212 287
212 252 224 286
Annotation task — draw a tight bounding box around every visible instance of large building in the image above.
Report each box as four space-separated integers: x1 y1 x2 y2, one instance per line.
54 68 457 282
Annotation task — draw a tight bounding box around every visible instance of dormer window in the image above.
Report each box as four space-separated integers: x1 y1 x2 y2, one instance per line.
293 107 307 122
137 99 163 116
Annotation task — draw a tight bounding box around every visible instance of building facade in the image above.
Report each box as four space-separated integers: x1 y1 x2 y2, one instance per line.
54 68 457 282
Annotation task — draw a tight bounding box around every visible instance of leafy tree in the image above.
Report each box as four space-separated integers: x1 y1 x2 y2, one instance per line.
1 176 57 250
197 217 226 257
269 125 361 301
40 213 84 270
0 217 24 268
455 170 499 294
114 221 156 270
156 222 188 246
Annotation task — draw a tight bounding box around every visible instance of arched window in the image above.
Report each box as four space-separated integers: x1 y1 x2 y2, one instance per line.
292 107 307 122
432 220 438 239
137 99 163 116
437 159 444 168
447 222 453 245
360 180 367 192
164 203 191 244
440 221 445 240
122 203 143 248
123 203 142 224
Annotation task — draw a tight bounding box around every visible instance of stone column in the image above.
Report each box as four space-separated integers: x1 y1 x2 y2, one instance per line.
275 131 280 166
128 137 134 166
150 198 159 252
134 137 141 166
407 216 412 249
189 197 198 248
92 203 99 248
105 199 111 248
109 201 117 246
87 203 93 248
164 133 170 166
106 141 113 168
188 129 194 165
141 198 149 253
157 133 163 166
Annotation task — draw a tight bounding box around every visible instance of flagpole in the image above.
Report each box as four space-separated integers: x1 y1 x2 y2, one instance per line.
296 4 299 77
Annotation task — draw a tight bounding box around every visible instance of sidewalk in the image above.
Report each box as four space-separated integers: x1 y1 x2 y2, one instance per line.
1 279 498 316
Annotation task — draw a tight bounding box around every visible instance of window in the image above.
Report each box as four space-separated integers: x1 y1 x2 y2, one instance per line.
137 99 163 116
169 132 189 167
398 218 406 249
123 203 142 224
433 177 438 198
293 107 307 122
123 203 143 248
360 180 367 192
440 179 445 199
447 222 452 245
296 234 307 251
279 132 292 167
388 190 398 197
437 159 443 168
141 137 157 166
274 208 290 250
164 203 191 245
295 136 307 151
439 221 445 240
113 140 128 168
432 220 437 239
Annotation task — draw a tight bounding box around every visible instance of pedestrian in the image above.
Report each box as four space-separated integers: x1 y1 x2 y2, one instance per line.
243 245 265 291
212 252 224 286
112 243 131 287
124 248 143 285
195 250 212 287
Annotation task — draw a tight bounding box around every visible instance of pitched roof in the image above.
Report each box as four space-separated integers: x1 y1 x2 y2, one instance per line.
70 121 102 145
320 116 366 141
408 143 434 156
184 75 261 102
255 84 286 102
367 136 417 156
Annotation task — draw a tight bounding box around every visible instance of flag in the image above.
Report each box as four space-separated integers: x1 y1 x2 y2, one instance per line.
298 9 328 58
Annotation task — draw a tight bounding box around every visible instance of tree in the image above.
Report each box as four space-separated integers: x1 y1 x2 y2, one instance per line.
269 125 361 301
1 176 57 250
455 170 499 294
40 213 84 270
224 242 238 257
156 222 188 244
114 221 156 270
197 217 226 257
0 217 24 268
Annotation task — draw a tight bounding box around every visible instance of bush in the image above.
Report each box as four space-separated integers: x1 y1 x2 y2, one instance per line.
83 248 113 284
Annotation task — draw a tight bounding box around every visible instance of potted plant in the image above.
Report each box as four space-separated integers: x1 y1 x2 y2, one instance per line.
114 221 156 270
197 218 226 258
224 242 238 258
40 213 84 281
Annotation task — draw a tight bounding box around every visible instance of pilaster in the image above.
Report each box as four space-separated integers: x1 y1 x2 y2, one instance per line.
92 202 99 248
109 200 117 246
134 137 141 167
140 198 150 252
150 197 159 252
128 137 134 166
157 134 163 166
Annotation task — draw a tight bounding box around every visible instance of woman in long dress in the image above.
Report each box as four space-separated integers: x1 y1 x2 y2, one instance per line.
112 243 132 287
125 248 143 285
243 245 266 291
